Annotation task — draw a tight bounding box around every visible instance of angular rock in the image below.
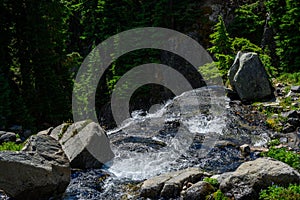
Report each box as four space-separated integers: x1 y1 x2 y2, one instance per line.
0 132 16 144
291 86 300 93
181 181 215 200
281 110 299 118
219 157 300 200
287 118 300 127
283 123 296 133
240 144 250 157
140 168 204 198
37 127 53 136
0 131 5 137
50 120 114 169
228 52 272 101
0 134 70 200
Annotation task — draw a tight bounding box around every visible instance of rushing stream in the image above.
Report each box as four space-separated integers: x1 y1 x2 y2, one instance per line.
63 87 271 199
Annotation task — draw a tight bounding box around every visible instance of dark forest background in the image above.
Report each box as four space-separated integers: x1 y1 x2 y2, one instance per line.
0 0 299 132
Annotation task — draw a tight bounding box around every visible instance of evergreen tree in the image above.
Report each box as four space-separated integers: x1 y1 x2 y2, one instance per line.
208 16 234 77
266 0 300 72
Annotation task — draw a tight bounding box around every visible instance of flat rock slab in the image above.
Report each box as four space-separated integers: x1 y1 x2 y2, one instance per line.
140 168 206 198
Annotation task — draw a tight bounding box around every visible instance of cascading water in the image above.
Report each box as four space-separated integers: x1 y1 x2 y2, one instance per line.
106 86 227 180
63 87 270 199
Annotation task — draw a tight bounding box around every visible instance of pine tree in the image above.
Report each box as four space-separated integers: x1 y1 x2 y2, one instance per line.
208 16 234 76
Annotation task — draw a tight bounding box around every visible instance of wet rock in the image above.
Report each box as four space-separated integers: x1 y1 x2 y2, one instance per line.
0 134 70 200
51 120 114 169
37 127 53 136
279 137 288 144
291 86 300 93
228 52 273 101
0 132 16 144
239 144 250 157
0 131 5 137
140 168 204 198
287 118 300 127
281 110 299 118
283 123 296 133
219 158 300 200
181 181 215 200
286 132 300 150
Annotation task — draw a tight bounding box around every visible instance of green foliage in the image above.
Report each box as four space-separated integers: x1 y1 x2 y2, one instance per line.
267 139 280 147
0 142 23 151
228 1 265 45
209 16 274 79
262 147 300 171
211 189 230 200
266 0 300 72
277 72 300 86
259 184 300 200
208 16 234 78
203 177 219 188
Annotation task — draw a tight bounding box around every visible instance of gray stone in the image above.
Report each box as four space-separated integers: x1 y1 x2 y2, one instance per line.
50 120 114 169
182 181 215 200
291 86 300 93
283 123 296 133
228 52 272 101
219 158 300 200
37 127 53 136
0 132 16 144
286 132 300 150
140 168 204 198
281 110 299 118
0 134 70 200
0 131 5 137
287 118 300 127
240 144 250 157
160 168 204 197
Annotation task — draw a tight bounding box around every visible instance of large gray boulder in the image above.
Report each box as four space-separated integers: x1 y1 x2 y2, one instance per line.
228 52 272 101
50 120 114 169
219 157 300 200
0 134 70 200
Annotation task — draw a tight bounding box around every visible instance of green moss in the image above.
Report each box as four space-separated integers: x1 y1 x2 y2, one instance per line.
59 122 72 139
203 177 219 188
259 184 300 200
266 118 283 132
0 142 24 151
209 189 230 200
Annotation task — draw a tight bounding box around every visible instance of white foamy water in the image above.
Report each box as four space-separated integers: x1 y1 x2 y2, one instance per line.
106 89 228 180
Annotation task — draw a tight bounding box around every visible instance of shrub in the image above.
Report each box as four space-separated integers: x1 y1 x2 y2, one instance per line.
0 142 23 151
259 184 300 200
262 147 300 171
267 139 280 147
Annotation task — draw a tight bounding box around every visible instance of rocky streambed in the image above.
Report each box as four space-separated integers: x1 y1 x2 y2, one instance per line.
63 87 278 199
1 86 299 200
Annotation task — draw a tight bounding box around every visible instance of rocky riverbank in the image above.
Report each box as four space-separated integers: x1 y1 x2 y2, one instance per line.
1 52 300 199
